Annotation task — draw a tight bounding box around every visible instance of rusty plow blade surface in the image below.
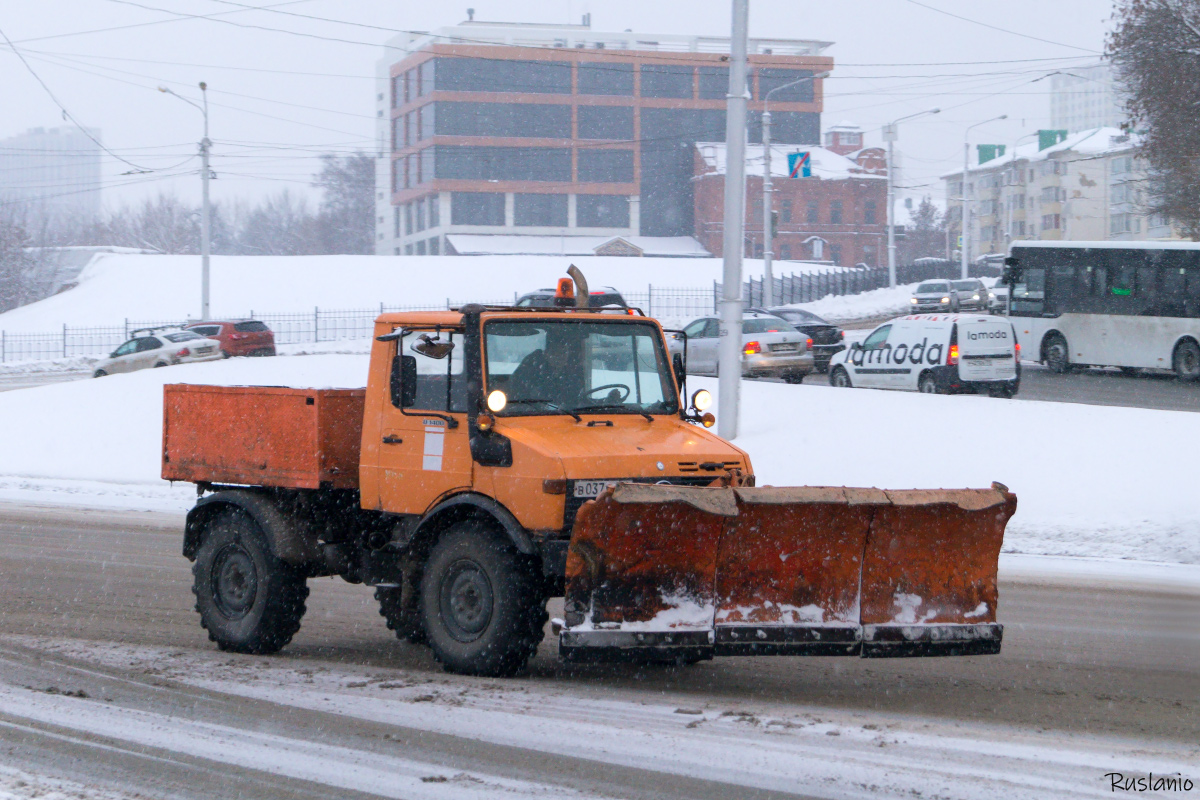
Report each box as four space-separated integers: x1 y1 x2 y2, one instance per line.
560 483 1016 662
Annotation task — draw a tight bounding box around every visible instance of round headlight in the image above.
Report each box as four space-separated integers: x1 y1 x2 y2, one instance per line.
910 298 918 304
972 294 980 301
486 389 508 412
940 297 950 304
691 388 712 412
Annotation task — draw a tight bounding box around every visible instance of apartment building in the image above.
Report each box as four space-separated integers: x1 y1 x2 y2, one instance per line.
1049 62 1127 134
373 17 832 255
943 127 1175 263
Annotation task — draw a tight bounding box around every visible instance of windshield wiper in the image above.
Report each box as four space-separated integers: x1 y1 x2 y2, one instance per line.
572 403 654 422
510 398 582 422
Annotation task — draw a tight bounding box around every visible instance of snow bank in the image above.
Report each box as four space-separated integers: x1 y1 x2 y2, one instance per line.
0 354 1197 565
0 253 794 332
782 282 919 322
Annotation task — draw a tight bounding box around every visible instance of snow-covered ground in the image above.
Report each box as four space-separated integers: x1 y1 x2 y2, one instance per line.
783 282 919 323
0 352 1197 567
0 252 846 333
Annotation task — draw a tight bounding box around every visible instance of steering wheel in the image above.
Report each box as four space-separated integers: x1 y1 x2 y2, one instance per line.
584 383 631 402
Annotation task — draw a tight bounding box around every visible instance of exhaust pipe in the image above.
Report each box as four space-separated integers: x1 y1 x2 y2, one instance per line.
567 264 589 309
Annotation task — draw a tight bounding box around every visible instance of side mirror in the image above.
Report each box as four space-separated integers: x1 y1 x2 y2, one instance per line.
851 341 862 350
411 333 453 360
672 352 686 388
391 354 418 407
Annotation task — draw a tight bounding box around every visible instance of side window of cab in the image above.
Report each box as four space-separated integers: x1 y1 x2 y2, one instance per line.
861 324 891 350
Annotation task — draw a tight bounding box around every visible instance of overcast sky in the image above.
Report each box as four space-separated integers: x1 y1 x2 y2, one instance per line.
0 0 1116 213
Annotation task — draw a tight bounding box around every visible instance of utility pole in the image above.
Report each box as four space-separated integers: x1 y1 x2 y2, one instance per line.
883 108 939 288
160 81 213 319
199 82 211 320
718 0 749 441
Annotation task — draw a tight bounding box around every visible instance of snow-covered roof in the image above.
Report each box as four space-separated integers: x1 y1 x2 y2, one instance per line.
445 234 711 258
942 127 1138 179
695 143 885 181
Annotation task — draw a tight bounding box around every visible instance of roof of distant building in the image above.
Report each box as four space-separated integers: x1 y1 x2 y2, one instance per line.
445 234 712 258
943 127 1138 179
695 142 886 181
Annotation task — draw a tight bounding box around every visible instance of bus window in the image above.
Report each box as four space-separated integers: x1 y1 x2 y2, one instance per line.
1160 266 1187 317
1011 267 1045 314
1111 265 1135 297
1186 271 1200 318
1136 266 1156 297
1092 266 1108 297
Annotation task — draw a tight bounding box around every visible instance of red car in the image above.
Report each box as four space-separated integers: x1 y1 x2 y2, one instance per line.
184 320 276 357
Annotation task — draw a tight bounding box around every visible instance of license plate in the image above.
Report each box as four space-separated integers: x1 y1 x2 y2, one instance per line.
769 343 798 352
574 479 619 499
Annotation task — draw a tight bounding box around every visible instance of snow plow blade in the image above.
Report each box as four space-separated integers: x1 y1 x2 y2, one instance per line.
561 483 1015 662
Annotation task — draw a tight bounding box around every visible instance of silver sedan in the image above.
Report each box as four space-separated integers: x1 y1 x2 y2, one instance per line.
671 313 814 383
94 330 224 377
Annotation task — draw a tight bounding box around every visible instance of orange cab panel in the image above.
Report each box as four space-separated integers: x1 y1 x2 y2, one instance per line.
162 384 364 489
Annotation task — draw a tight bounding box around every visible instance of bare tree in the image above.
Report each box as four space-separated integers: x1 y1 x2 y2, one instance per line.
104 194 201 254
898 197 948 263
1110 0 1200 239
0 207 36 312
233 190 319 255
313 152 375 254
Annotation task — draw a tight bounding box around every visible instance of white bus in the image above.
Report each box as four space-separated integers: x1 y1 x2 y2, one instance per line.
1007 240 1200 380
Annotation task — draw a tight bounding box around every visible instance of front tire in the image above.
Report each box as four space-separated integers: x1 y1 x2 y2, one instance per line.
191 509 308 654
781 371 807 384
1173 340 1200 382
419 522 546 677
829 366 852 388
93 369 107 378
1044 333 1071 374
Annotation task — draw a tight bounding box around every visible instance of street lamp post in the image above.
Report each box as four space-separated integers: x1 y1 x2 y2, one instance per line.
961 114 1007 280
159 82 212 320
883 107 940 288
761 73 824 307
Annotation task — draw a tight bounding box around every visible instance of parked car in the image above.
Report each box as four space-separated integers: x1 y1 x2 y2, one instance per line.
909 280 960 313
516 287 629 310
93 329 223 377
988 278 1009 314
827 314 1020 397
950 279 989 312
765 306 845 373
185 319 276 357
671 311 813 383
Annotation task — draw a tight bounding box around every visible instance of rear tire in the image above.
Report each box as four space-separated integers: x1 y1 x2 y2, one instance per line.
918 372 939 394
93 369 107 378
191 509 308 654
814 359 830 374
1173 340 1200 382
989 385 1016 399
781 372 807 384
829 366 852 388
376 586 427 645
154 361 167 368
419 522 546 677
1044 333 1071 374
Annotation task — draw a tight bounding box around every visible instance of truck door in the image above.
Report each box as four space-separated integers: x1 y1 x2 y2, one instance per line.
848 324 893 388
376 332 472 515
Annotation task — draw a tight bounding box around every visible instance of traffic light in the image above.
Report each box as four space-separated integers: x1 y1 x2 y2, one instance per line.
1000 256 1022 286
770 210 779 239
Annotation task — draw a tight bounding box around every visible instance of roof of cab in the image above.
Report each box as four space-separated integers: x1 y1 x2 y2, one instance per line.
375 309 652 326
899 313 1007 323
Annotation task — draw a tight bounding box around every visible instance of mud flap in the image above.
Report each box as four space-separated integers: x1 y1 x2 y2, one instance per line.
560 483 1015 661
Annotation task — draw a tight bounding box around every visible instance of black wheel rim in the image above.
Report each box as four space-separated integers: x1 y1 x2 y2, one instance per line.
212 543 258 620
439 559 494 643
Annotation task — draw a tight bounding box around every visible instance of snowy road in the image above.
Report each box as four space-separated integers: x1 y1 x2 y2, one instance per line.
0 504 1195 799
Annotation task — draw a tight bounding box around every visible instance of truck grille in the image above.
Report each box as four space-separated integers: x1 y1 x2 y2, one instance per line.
562 476 718 533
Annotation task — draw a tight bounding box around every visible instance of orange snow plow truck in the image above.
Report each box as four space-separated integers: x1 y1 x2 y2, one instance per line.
163 269 1016 677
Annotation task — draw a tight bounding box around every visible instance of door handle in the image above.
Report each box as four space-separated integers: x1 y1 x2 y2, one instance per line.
382 435 403 444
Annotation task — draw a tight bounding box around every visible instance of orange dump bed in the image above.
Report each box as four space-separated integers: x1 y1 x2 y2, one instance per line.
162 384 364 490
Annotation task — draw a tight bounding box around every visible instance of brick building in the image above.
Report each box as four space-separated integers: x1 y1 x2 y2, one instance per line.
374 18 833 255
693 143 888 267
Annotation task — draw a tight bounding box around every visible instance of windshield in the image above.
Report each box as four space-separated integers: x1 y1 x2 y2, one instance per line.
484 320 679 416
164 331 202 343
777 309 827 325
916 282 949 294
743 317 797 334
952 280 981 292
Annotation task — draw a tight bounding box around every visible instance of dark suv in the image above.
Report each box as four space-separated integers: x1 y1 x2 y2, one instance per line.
765 307 845 373
185 319 276 357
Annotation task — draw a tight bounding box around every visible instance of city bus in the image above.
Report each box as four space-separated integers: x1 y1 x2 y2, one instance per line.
1007 240 1200 380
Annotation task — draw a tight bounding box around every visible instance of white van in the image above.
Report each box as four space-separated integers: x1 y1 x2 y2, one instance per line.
828 314 1020 397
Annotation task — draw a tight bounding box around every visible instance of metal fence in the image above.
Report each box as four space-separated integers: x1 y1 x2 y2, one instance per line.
0 265 990 363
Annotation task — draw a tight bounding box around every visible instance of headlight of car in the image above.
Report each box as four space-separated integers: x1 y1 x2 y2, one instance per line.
910 298 918 304
940 296 950 304
972 294 980 300
988 292 995 300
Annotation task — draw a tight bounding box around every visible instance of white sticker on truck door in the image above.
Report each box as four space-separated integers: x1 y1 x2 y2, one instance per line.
422 423 444 471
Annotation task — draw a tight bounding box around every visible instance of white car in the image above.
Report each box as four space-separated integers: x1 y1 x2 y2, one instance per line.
671 312 814 383
827 313 1020 397
93 329 224 377
988 278 1009 314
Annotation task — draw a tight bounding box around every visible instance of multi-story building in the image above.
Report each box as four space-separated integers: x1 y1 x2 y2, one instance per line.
693 142 887 266
373 16 832 255
943 127 1176 263
0 127 102 220
1049 62 1127 134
